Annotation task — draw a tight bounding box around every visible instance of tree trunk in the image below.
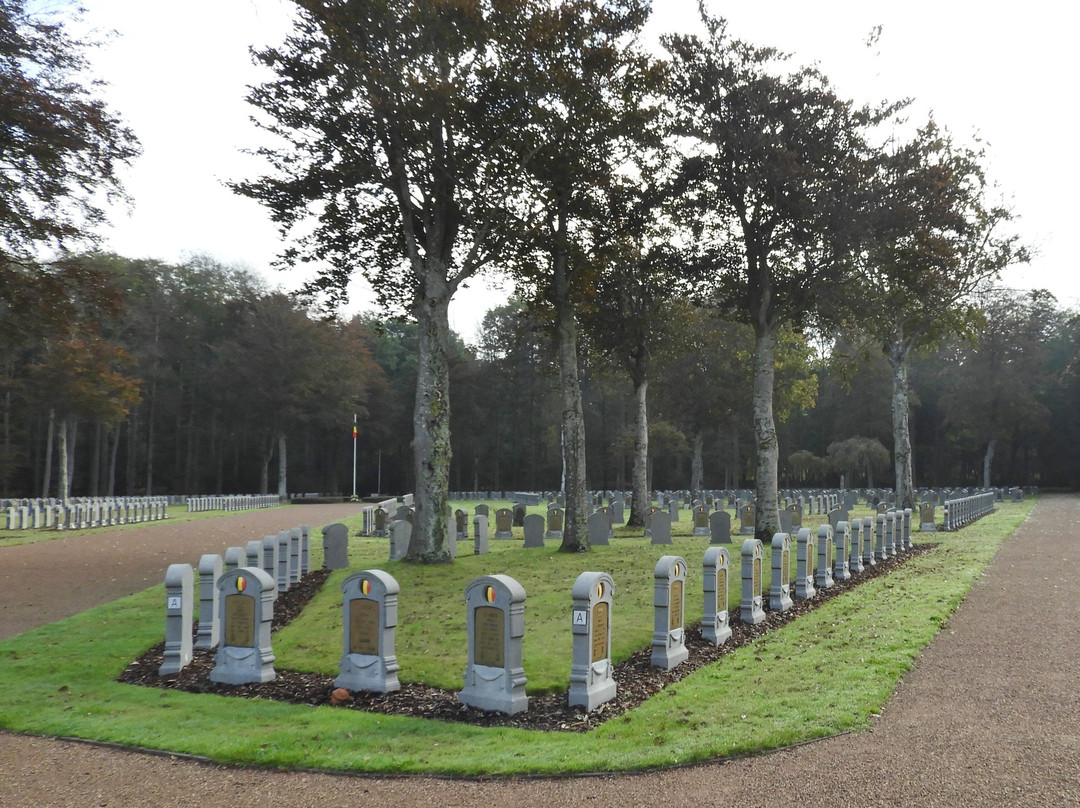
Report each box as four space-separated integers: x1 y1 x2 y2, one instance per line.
277 433 288 501
89 422 102 497
983 437 996 488
57 416 74 501
42 409 55 499
628 377 649 527
406 267 454 563
65 418 77 497
888 339 915 510
752 324 780 541
107 425 120 496
259 437 272 495
690 431 704 496
555 272 588 552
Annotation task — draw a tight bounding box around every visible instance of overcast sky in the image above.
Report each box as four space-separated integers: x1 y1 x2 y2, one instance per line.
77 0 1079 340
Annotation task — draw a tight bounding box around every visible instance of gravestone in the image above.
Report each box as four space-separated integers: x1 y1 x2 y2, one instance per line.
709 509 732 544
545 507 564 541
335 569 401 693
455 509 469 542
795 527 816 599
920 502 936 532
740 538 766 624
701 546 732 645
595 505 614 540
903 508 913 550
209 567 276 685
300 524 311 575
244 540 262 569
778 507 793 534
159 563 194 676
512 503 526 528
458 574 529 715
668 500 680 523
475 503 490 519
388 520 411 561
649 510 672 545
816 524 834 589
849 517 865 574
523 513 545 548
829 508 849 531
861 517 876 567
587 510 609 547
690 505 710 537
322 523 350 569
874 514 888 561
224 546 245 573
611 497 625 524
196 553 223 650
739 503 756 536
644 505 662 539
374 508 388 538
494 508 513 540
260 535 278 582
276 530 291 592
769 533 793 611
885 510 897 556
833 521 852 581
289 527 302 586
651 556 689 670
568 571 617 711
472 514 489 555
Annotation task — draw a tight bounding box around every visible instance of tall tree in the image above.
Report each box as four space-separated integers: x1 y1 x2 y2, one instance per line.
507 0 659 550
856 121 1027 508
237 0 563 562
664 13 876 540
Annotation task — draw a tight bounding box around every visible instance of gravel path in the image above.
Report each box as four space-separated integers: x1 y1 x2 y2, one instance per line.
2 496 1079 807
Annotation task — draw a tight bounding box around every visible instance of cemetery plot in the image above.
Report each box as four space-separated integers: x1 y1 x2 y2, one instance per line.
119 536 935 733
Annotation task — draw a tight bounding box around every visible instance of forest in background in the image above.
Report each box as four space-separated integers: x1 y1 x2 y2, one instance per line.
2 253 1074 501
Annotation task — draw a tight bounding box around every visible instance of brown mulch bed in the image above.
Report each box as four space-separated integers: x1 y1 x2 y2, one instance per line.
118 544 933 733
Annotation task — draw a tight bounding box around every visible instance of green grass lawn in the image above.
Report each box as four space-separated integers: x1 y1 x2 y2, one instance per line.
0 499 1032 776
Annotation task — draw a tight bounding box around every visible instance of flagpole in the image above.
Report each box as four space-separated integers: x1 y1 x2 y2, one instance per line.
351 413 357 500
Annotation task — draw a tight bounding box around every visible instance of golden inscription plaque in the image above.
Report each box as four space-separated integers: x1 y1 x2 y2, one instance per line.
474 606 505 667
753 557 761 598
349 598 379 655
224 594 255 647
718 571 728 613
591 602 609 663
782 548 790 585
669 580 683 630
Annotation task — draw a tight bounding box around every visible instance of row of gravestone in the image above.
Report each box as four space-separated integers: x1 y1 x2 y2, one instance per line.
169 509 916 716
185 495 280 513
158 525 312 680
3 496 170 531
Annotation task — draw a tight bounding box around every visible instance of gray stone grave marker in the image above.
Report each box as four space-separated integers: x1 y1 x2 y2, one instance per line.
300 525 311 576
833 521 852 581
244 540 262 569
224 546 245 573
512 503 526 527
709 509 732 544
473 514 489 555
739 503 756 535
644 505 662 539
702 546 732 645
196 553 223 650
523 513 545 548
289 528 302 585
458 574 528 715
740 538 766 624
874 514 888 560
902 508 913 550
373 508 388 537
545 507 564 541
920 502 936 532
849 517 865 574
455 509 469 542
795 527 816 599
692 505 710 536
568 571 617 711
276 530 291 592
494 508 513 540
388 520 410 561
587 510 609 547
769 533 793 611
649 510 672 545
651 555 688 669
209 567 276 685
322 523 350 569
261 535 278 581
861 517 876 567
335 569 401 693
816 524 834 589
159 563 194 676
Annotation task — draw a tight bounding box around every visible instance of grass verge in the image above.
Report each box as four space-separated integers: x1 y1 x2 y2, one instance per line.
0 500 1032 776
